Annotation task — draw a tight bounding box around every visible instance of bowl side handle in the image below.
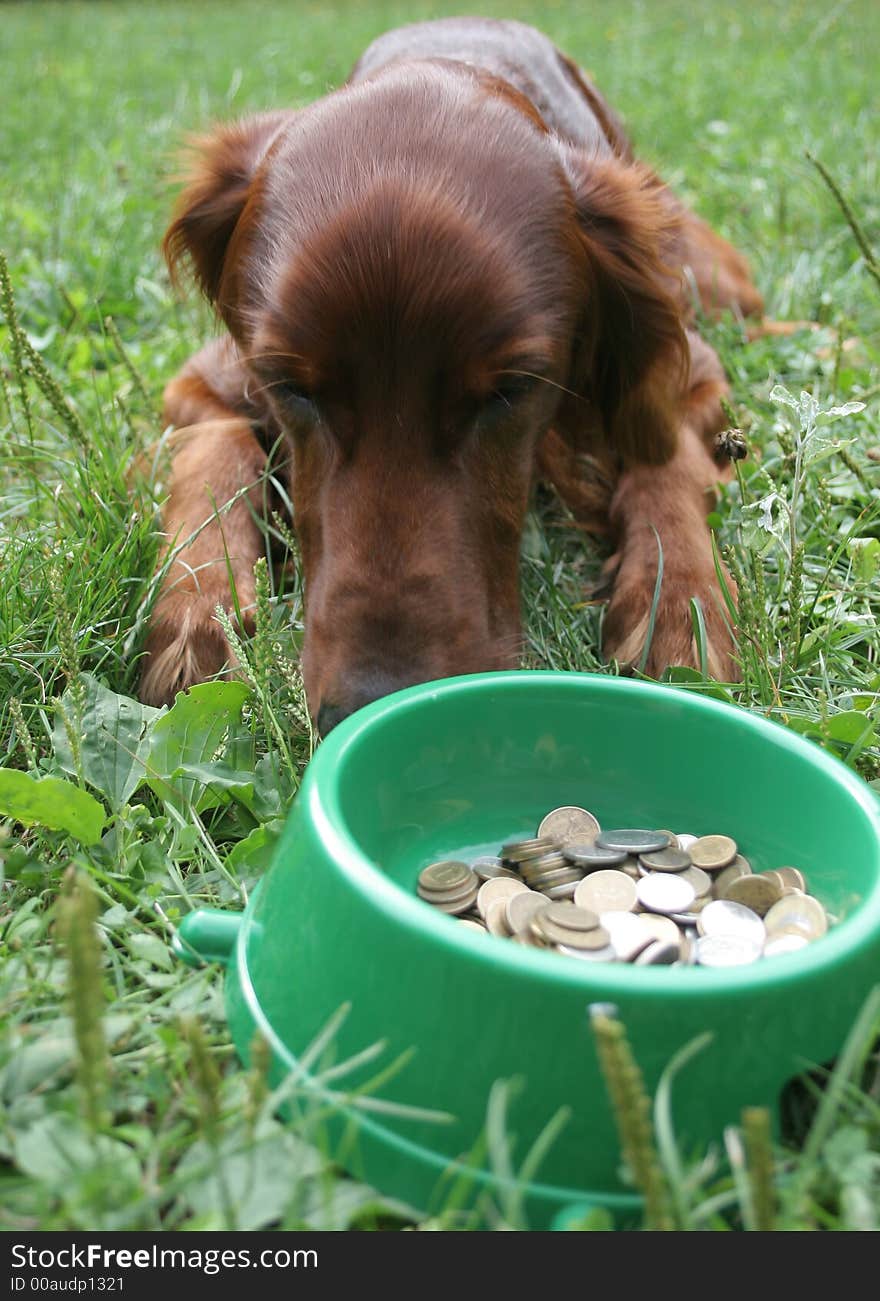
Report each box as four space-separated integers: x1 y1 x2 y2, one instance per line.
171 908 242 967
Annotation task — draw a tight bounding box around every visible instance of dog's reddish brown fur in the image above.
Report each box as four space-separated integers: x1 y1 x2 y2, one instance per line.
141 17 767 732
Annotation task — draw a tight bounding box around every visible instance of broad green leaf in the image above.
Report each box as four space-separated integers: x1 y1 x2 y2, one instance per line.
662 666 734 701
54 674 164 810
145 681 252 813
175 1120 324 1230
250 750 296 819
0 1016 134 1102
225 819 285 876
13 1118 141 1196
126 932 174 972
169 761 257 806
825 711 876 746
778 714 824 737
0 769 106 844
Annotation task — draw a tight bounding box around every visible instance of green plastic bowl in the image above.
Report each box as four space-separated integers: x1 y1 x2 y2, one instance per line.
175 671 880 1224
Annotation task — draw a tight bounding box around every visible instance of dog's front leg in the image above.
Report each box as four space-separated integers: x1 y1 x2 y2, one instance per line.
139 366 270 707
602 420 739 681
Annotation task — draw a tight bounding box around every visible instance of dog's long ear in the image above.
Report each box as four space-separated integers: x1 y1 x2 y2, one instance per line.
164 112 290 325
555 146 688 465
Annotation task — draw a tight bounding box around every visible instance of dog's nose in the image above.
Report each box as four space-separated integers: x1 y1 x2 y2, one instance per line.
316 671 420 736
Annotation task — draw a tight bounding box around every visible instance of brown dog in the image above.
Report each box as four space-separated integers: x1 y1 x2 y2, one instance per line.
141 17 763 733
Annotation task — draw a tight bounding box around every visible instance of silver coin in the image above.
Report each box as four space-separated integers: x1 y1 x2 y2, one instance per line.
680 929 699 965
471 855 519 881
764 893 827 939
763 932 810 958
541 880 581 900
564 843 628 869
697 899 765 945
638 847 692 873
600 911 655 962
676 833 699 851
596 829 671 853
695 934 763 967
557 943 617 962
636 873 696 915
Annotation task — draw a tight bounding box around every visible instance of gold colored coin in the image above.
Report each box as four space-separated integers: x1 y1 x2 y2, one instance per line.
575 870 638 914
485 897 513 936
712 856 752 897
689 835 737 870
501 836 557 862
542 901 599 931
537 806 601 848
775 866 807 893
506 890 550 934
536 919 610 949
419 860 473 892
432 886 480 915
476 876 529 919
679 865 713 898
722 872 783 916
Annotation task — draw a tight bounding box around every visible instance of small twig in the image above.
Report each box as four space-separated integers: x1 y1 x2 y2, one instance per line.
806 151 880 292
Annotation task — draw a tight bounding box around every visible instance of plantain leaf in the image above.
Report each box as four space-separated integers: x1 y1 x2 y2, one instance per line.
145 681 252 813
54 673 163 810
0 769 106 844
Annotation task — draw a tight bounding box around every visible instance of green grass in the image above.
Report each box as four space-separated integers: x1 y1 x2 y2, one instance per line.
1 0 879 1231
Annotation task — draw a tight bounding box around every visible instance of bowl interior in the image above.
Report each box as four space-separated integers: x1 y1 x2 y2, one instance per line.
233 673 880 1212
332 674 880 926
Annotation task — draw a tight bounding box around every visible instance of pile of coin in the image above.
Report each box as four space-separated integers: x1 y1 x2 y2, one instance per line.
414 805 832 968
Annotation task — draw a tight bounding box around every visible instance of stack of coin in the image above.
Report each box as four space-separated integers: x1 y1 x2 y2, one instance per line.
414 805 833 968
416 861 479 914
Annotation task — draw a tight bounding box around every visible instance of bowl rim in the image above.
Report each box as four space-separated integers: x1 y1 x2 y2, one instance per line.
302 670 880 995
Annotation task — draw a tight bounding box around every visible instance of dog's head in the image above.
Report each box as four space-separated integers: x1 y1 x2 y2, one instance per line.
165 64 685 731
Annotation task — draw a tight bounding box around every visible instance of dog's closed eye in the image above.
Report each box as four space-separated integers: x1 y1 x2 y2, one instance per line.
478 373 542 423
271 379 321 421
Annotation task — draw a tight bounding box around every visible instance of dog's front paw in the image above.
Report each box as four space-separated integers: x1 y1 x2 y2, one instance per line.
602 536 739 681
139 590 253 707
